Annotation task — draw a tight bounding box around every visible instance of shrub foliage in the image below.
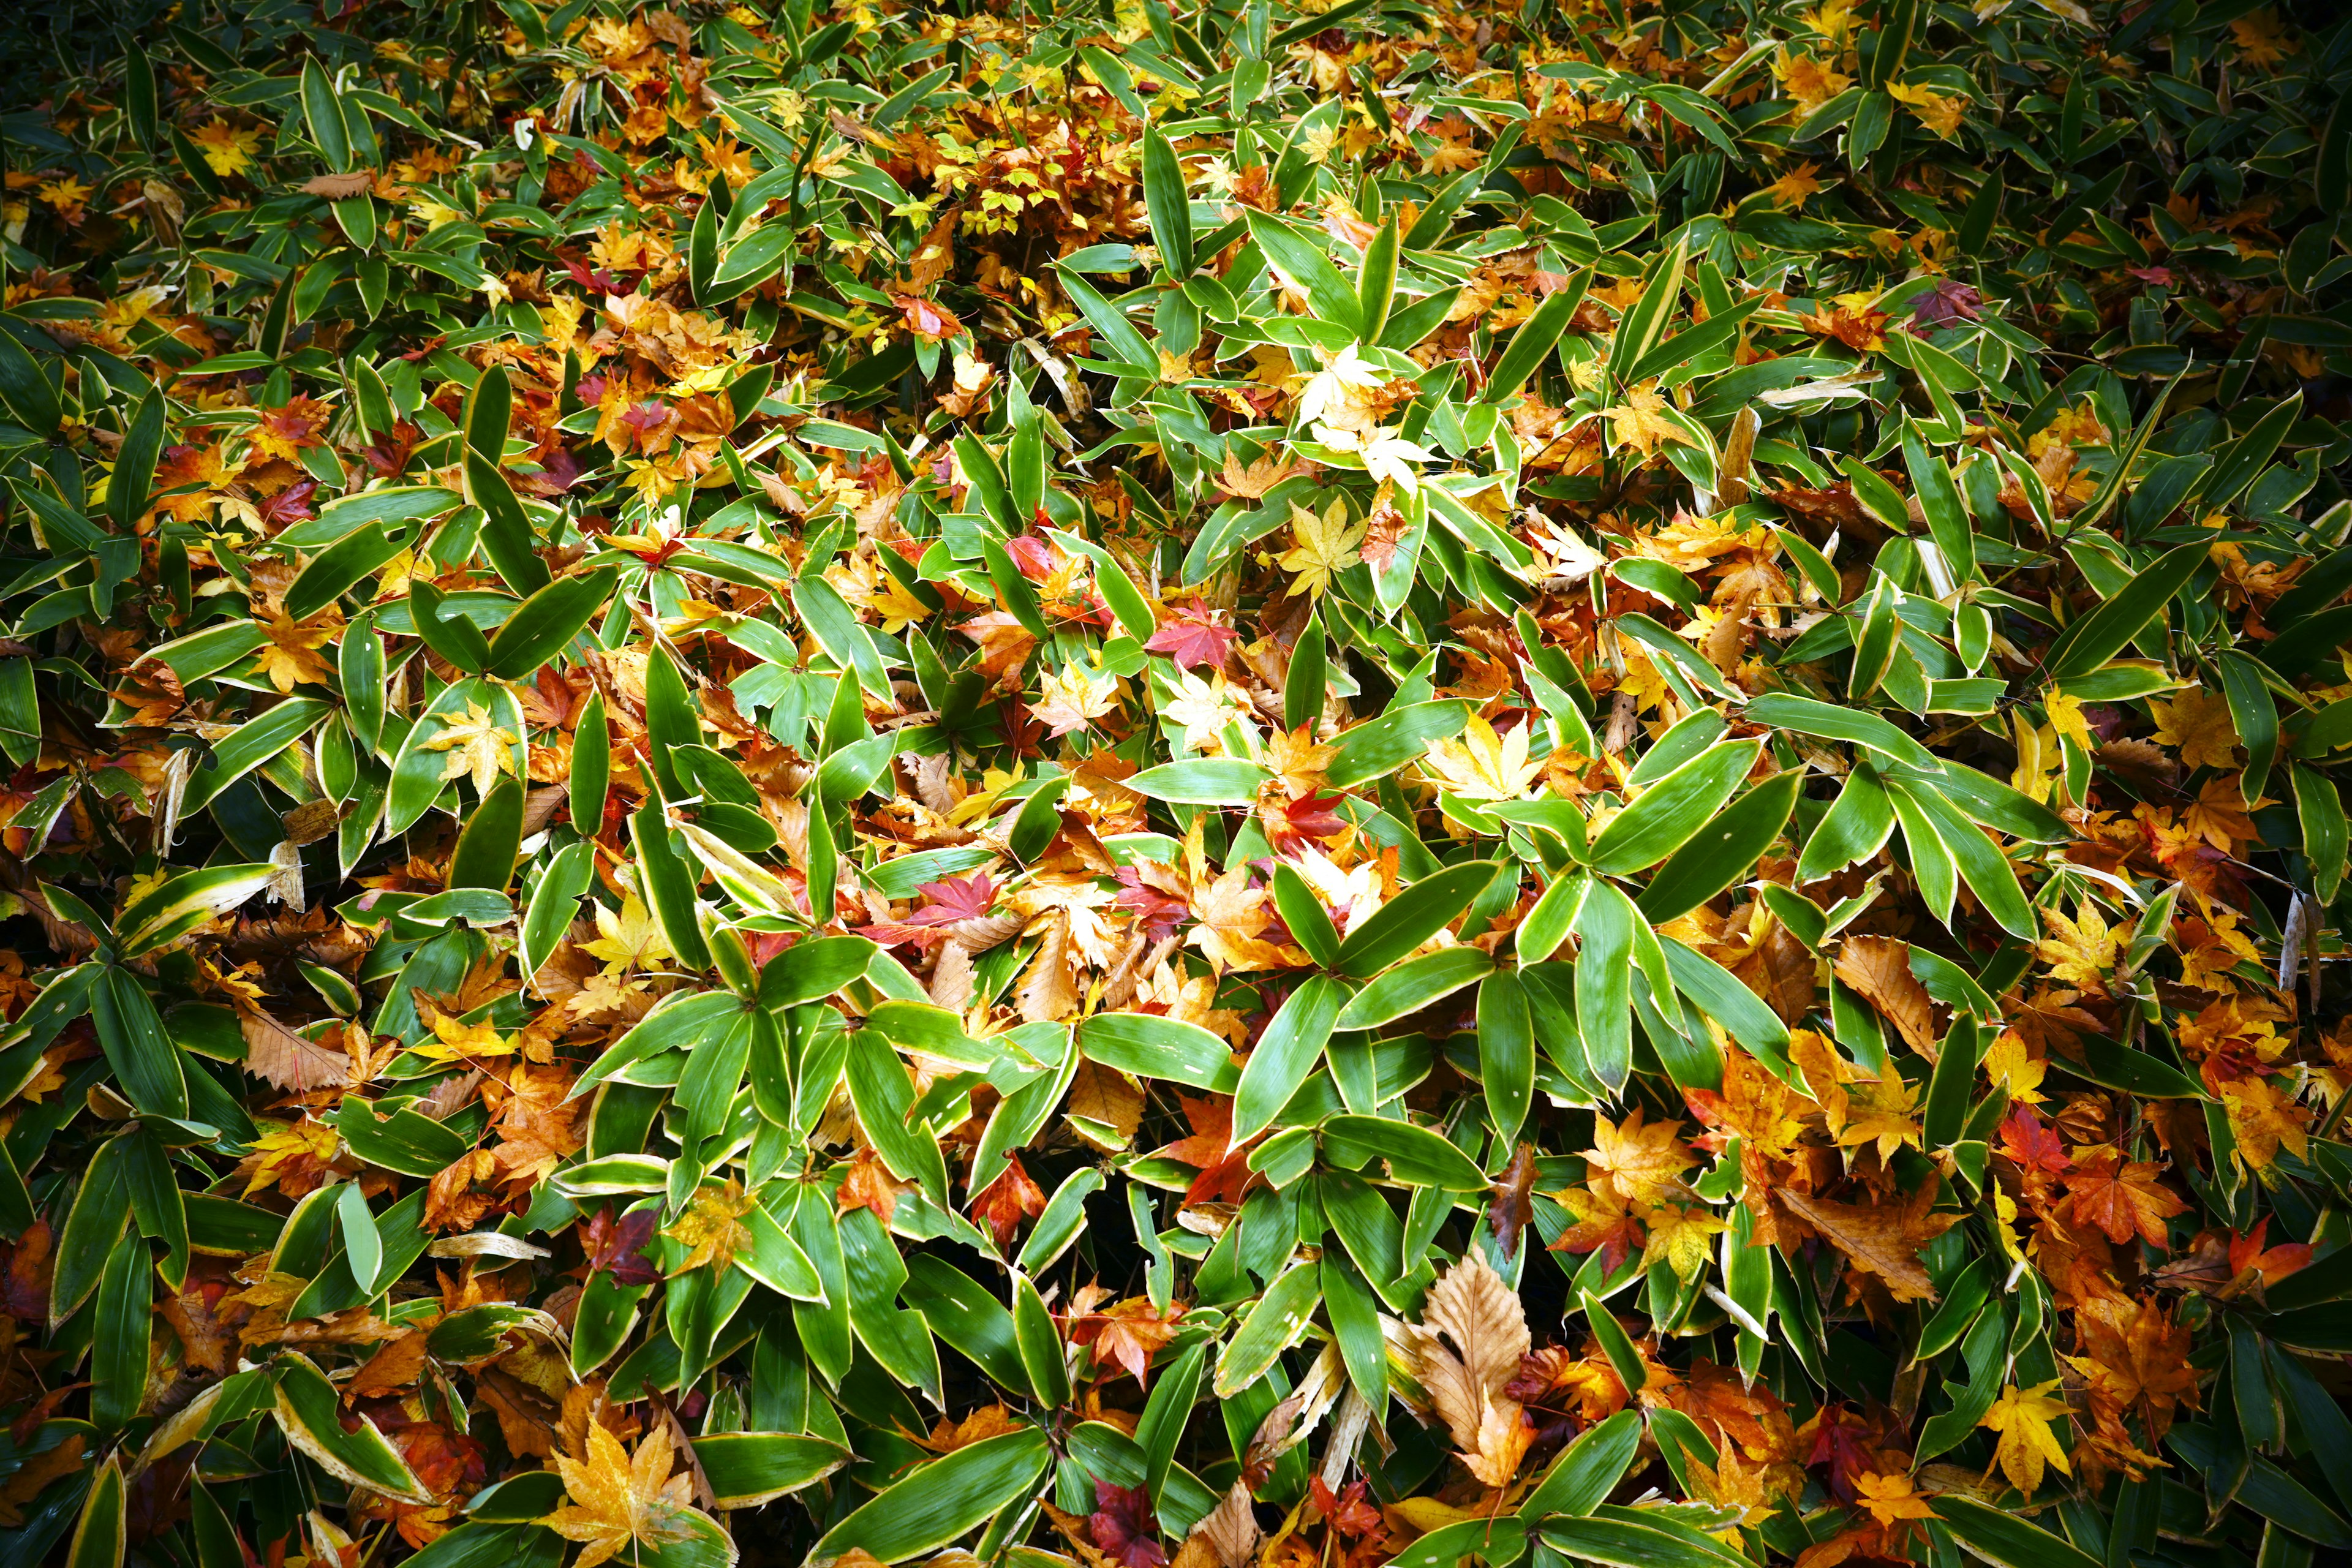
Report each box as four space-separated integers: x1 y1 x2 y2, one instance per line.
4 2 2352 1567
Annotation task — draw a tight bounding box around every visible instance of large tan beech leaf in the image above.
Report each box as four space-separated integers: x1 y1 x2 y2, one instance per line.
1405 1251 1534 1487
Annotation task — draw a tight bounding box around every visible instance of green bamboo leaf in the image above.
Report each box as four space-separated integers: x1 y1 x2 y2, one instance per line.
1232 972 1347 1141
1142 124 1193 277
809 1428 1049 1564
1331 946 1493 1030
1483 271 1592 404
1333 860 1496 976
1243 210 1364 337
1588 740 1761 876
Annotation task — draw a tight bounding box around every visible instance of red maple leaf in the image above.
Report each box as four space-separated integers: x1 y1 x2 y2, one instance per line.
1066 1289 1186 1388
393 1421 489 1498
1311 1477 1383 1538
970 1153 1046 1251
1004 533 1061 580
911 871 997 924
1909 277 1982 331
1145 597 1240 669
578 1205 660 1286
1995 1104 2071 1177
1264 790 1347 853
2062 1147 2188 1248
858 871 998 949
2229 1218 2310 1286
1161 1095 1257 1207
1805 1404 1894 1504
1114 867 1190 943
1088 1480 1167 1568
258 480 318 528
1679 1088 1735 1156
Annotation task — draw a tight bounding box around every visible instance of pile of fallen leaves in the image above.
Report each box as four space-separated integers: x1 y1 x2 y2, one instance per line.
6 1 2352 1567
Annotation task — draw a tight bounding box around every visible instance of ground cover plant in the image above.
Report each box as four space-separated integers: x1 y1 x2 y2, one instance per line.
4 1 2352 1566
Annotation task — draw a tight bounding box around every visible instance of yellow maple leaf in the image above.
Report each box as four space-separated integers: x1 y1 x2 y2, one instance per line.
2222 1076 2312 1170
1981 1028 2046 1104
188 118 263 177
2182 774 2261 850
255 611 339 694
1989 1183 2028 1267
2037 902 2120 992
2150 685 2239 772
543 1422 700 1568
1978 1379 2071 1496
1771 50 1853 117
1766 160 1825 209
1603 382 1692 459
1582 1107 1695 1206
421 702 521 796
666 1179 755 1273
239 1118 342 1198
844 559 934 634
1639 1202 1728 1281
1276 496 1366 598
2011 711 2062 804
1887 81 1966 139
1831 1074 1923 1165
1031 660 1121 737
414 1006 517 1066
1421 715 1544 803
1263 723 1337 796
1854 1470 1937 1525
580 892 676 975
2043 690 2094 751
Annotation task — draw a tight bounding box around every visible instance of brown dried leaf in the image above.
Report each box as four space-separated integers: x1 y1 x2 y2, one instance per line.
1187 1480 1262 1568
1488 1142 1538 1260
1407 1251 1534 1485
1016 914 1080 1023
300 172 375 198
1777 1185 1956 1303
1833 936 1940 1058
1067 1060 1145 1147
347 1329 431 1402
243 1011 350 1091
929 939 975 1010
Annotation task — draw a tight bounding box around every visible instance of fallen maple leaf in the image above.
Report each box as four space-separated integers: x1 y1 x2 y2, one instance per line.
578 1206 662 1286
1582 1107 1696 1206
1088 1479 1167 1568
1065 1289 1185 1386
970 1152 1046 1250
1777 1185 1956 1303
1145 597 1241 669
664 1180 755 1273
1978 1379 2071 1497
542 1422 711 1568
2061 1147 2187 1247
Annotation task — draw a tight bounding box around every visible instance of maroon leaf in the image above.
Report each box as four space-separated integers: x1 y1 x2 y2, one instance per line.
1088 1480 1167 1568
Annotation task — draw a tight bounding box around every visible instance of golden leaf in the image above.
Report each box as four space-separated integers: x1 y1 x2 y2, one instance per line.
542 1423 712 1568
1977 1380 2071 1497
